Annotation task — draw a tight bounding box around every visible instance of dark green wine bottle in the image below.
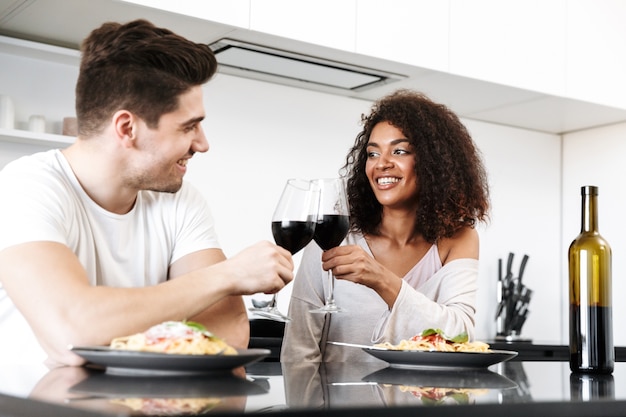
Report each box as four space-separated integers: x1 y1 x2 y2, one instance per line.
568 185 614 374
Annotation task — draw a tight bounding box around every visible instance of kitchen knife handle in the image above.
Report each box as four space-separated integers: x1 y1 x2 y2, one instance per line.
506 252 514 276
518 254 529 281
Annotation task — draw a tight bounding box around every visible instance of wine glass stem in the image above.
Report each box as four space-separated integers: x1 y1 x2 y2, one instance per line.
326 270 336 307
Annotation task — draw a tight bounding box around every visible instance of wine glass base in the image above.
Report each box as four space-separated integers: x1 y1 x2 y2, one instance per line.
309 306 345 314
252 308 292 322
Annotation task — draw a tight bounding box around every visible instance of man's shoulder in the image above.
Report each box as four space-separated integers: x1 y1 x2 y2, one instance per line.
1 149 62 177
0 150 77 208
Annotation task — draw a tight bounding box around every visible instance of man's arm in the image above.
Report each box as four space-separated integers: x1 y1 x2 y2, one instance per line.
0 240 292 366
168 248 250 349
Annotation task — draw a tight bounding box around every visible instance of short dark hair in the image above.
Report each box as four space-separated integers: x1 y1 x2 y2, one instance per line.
343 89 490 242
75 19 218 136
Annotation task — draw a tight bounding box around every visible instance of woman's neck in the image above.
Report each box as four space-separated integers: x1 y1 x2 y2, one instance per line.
374 207 420 246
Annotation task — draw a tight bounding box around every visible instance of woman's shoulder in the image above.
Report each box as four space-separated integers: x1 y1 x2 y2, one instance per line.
437 226 479 264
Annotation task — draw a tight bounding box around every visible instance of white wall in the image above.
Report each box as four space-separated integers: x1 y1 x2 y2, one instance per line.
562 122 626 345
465 120 563 343
187 74 370 315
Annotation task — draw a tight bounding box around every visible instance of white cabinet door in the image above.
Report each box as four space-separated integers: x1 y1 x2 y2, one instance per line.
356 0 450 72
119 0 251 28
449 0 567 97
249 0 357 52
566 1 626 110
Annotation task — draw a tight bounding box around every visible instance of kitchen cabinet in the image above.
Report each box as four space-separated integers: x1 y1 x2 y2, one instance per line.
356 0 450 73
123 0 251 28
249 0 357 52
246 0 626 110
124 0 626 111
3 1 626 135
450 0 567 97
565 0 626 109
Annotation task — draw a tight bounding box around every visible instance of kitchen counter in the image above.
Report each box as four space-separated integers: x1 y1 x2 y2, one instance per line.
1 356 626 417
488 341 626 362
249 318 626 363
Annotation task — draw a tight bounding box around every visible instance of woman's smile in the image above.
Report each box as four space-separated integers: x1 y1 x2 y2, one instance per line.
366 121 418 208
376 176 401 186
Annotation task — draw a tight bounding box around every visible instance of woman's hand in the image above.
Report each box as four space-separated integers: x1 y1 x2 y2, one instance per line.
321 245 382 286
321 245 402 307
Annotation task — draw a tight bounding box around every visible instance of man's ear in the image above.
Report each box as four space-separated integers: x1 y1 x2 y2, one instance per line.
112 110 136 148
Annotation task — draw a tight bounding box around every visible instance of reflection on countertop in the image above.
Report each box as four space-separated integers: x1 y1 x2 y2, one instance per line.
27 365 261 415
2 360 622 417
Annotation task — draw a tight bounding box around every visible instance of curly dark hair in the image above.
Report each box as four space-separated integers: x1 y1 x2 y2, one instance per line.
342 89 490 243
76 19 218 137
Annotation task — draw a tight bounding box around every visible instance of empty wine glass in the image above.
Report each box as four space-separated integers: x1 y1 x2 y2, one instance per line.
309 178 350 314
250 179 319 322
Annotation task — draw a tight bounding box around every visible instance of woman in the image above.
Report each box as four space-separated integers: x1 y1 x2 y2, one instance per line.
281 89 490 362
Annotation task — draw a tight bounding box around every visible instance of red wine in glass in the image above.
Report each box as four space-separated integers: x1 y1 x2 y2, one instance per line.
310 178 350 314
313 215 350 251
272 218 316 255
250 179 318 322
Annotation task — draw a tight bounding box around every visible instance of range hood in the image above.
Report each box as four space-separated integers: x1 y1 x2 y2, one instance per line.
209 39 405 92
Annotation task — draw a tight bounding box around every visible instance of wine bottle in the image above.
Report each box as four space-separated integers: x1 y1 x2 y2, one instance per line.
568 185 614 374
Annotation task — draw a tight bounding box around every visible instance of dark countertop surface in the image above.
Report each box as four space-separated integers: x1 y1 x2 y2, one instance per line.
249 318 626 363
488 340 626 362
2 351 626 417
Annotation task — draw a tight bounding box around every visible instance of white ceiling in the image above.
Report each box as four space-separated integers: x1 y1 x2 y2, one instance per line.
2 0 626 135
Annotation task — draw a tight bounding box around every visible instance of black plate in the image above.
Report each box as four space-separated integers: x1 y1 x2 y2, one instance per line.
71 347 270 375
362 348 517 370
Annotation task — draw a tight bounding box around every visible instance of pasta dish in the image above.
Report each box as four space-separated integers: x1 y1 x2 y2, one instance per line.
375 328 491 353
110 321 237 355
397 386 486 405
110 397 221 415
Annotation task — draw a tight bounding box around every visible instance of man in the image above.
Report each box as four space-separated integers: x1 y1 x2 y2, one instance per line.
0 19 293 367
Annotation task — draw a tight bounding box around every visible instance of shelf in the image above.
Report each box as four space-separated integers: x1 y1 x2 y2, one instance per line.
0 128 75 147
0 35 78 149
0 34 79 66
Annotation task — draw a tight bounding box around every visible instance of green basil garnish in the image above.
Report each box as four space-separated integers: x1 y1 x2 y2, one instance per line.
420 328 468 343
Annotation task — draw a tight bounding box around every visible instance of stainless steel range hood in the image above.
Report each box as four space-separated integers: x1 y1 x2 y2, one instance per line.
209 39 405 92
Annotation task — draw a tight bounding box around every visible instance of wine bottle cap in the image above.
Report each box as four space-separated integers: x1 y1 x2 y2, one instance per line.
581 185 598 196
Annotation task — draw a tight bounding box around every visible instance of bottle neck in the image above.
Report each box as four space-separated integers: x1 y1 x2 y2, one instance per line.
581 190 599 233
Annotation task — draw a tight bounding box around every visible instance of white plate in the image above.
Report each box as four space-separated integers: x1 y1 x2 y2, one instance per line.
71 346 270 375
362 348 517 370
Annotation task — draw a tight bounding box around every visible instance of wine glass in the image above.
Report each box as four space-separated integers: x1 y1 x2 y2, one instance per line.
250 178 319 322
309 178 350 314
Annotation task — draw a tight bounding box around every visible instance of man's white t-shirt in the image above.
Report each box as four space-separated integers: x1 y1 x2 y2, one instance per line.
0 149 220 369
